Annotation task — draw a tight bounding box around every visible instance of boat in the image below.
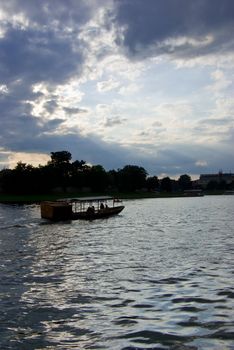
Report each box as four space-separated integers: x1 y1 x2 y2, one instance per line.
40 196 124 221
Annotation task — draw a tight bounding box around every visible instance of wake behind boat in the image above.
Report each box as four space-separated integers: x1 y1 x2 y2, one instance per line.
41 196 124 221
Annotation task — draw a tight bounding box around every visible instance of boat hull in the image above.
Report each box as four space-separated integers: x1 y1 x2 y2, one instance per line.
72 205 125 220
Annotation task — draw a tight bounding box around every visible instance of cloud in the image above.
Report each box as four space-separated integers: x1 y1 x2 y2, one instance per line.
97 78 120 92
114 0 234 59
0 84 8 94
200 117 233 126
0 0 233 178
0 27 84 86
0 0 95 30
63 107 88 114
206 69 232 95
196 160 208 167
103 115 126 127
0 1 97 163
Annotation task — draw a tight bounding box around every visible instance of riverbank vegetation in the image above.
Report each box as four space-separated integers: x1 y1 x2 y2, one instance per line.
0 151 233 203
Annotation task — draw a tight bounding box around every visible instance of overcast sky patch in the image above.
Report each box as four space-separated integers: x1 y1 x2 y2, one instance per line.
0 0 233 177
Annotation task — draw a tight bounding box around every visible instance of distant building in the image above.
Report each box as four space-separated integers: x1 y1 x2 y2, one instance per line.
198 171 234 187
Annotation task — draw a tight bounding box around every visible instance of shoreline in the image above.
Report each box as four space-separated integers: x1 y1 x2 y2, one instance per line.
0 191 225 204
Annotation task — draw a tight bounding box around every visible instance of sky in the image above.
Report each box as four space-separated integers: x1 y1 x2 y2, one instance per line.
0 0 234 179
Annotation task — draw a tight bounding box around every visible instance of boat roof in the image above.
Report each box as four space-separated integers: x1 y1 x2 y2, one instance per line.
59 196 113 203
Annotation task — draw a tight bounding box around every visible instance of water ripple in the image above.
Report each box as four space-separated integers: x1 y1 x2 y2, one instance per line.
0 197 234 349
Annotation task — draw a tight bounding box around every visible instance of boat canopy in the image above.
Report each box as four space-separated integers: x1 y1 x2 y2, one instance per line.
58 196 114 203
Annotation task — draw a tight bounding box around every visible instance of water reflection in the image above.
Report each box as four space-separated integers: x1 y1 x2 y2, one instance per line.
0 196 234 349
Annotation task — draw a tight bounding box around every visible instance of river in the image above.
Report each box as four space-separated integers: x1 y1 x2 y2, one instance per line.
0 196 233 349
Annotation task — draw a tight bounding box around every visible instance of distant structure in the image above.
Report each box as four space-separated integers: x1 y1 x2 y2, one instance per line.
198 171 234 187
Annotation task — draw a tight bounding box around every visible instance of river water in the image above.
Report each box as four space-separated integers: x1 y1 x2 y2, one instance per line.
0 196 233 350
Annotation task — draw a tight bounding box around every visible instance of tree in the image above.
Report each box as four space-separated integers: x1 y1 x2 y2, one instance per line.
117 165 148 192
49 151 72 165
178 174 192 191
146 176 159 192
87 165 108 192
2 162 37 194
160 177 172 192
0 169 15 193
107 170 118 191
72 159 86 170
69 160 88 189
48 151 72 191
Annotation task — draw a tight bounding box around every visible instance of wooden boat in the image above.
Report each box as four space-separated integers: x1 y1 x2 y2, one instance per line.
41 196 124 221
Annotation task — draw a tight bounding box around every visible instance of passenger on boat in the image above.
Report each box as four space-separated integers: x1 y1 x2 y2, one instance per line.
100 203 104 209
87 206 95 214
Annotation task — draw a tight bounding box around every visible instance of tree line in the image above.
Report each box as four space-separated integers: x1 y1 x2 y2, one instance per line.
0 151 232 195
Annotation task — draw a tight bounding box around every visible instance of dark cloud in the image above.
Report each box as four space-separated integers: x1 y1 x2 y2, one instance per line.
0 27 84 85
135 143 234 176
0 130 132 170
114 0 234 58
200 117 233 126
43 119 65 130
63 107 88 114
1 0 94 28
43 100 59 114
103 116 126 127
0 1 97 165
1 117 234 175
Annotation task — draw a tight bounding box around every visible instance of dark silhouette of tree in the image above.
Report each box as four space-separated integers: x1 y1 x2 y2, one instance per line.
72 160 86 170
178 174 192 191
117 165 148 192
160 177 172 192
0 169 15 194
107 170 118 192
87 165 109 192
146 176 159 191
47 151 72 191
1 149 225 196
0 162 46 194
69 160 88 189
50 151 72 165
13 162 33 194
